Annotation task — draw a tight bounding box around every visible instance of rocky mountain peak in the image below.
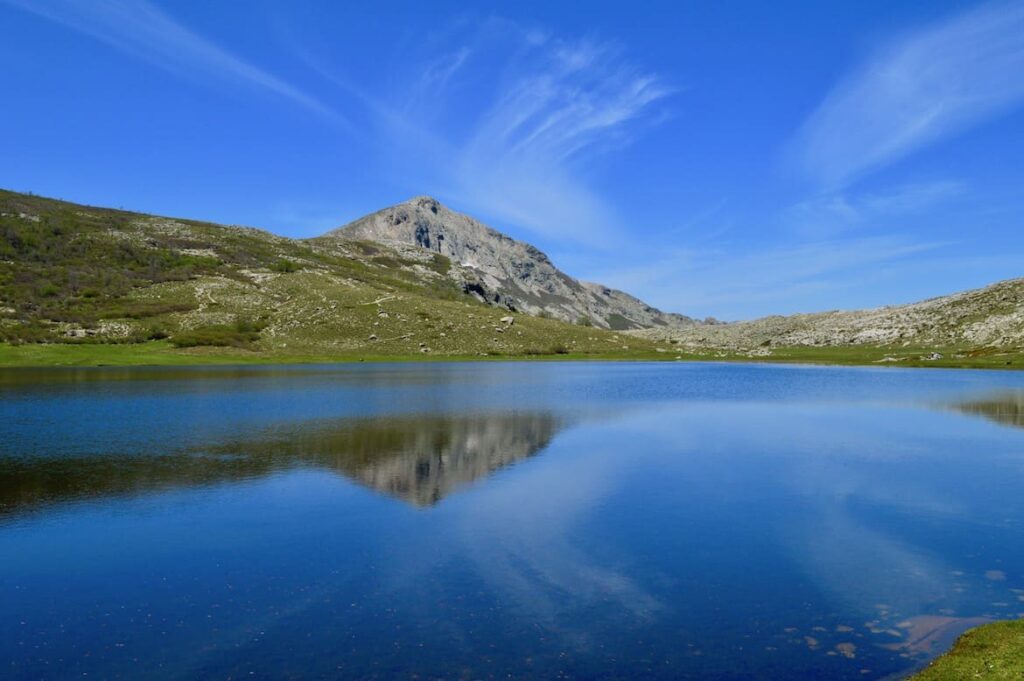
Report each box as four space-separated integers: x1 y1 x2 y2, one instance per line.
408 195 441 211
321 197 694 331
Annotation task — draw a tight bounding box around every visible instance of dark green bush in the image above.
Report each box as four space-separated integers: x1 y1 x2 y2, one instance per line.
522 344 570 356
271 259 300 273
428 253 451 275
0 322 52 344
146 325 170 340
170 318 266 348
98 300 196 319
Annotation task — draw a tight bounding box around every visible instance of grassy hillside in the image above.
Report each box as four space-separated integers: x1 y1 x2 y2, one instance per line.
2 188 1022 369
0 189 672 365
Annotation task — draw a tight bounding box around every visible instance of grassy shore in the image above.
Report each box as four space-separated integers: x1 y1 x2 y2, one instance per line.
743 345 1023 370
0 339 1021 369
0 340 687 367
912 620 1024 679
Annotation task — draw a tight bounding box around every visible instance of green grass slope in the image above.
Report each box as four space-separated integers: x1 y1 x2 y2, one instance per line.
912 620 1024 680
0 189 673 365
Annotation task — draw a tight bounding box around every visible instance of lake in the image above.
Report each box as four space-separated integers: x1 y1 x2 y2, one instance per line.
3 362 1024 679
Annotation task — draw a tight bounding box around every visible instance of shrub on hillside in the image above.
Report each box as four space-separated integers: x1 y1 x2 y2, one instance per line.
170 318 267 349
271 259 300 273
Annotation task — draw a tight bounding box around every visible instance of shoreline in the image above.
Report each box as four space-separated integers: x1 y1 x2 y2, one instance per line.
0 340 1021 370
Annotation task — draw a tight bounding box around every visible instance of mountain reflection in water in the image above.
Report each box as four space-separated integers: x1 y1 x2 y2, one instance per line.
952 391 1024 429
0 411 564 513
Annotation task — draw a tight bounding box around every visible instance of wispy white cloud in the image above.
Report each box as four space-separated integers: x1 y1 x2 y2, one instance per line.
560 176 968 318
3 0 337 120
451 39 669 241
417 47 472 92
792 1 1024 188
345 21 672 242
784 179 966 238
584 235 948 320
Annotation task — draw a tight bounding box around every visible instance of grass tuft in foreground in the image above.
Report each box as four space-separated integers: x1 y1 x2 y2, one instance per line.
912 619 1024 680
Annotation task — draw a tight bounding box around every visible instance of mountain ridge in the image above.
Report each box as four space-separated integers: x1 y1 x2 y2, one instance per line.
635 276 1024 355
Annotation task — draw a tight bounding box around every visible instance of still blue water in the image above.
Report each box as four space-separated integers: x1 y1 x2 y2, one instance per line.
3 362 1024 679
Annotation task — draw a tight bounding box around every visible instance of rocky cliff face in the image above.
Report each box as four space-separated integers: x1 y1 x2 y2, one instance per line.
321 196 694 330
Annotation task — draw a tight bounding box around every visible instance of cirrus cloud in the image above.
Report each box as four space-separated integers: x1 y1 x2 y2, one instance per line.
792 1 1024 189
2 0 339 121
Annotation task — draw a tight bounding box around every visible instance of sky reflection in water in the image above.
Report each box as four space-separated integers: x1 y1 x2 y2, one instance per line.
2 362 1024 679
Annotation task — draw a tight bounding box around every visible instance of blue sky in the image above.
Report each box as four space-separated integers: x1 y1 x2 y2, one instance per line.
2 0 1022 320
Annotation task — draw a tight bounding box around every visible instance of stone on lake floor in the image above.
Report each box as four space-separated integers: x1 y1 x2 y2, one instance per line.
835 642 857 659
